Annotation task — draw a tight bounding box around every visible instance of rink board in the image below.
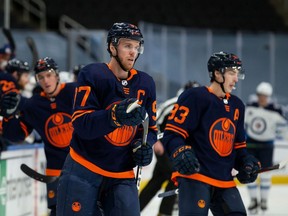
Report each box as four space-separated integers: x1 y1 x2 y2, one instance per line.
0 141 287 216
140 140 288 190
0 144 48 216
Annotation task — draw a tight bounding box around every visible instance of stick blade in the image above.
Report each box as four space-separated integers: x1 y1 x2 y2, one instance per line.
20 164 58 183
279 159 288 169
126 99 140 113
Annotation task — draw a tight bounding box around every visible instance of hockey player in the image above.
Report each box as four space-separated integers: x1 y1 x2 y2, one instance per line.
6 58 30 91
162 51 261 215
139 81 200 215
245 81 287 213
2 57 77 216
0 58 28 117
56 22 157 216
0 58 27 150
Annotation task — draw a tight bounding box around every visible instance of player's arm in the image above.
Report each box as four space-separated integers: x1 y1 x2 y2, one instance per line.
0 77 22 117
72 87 122 140
72 67 145 139
162 92 200 174
234 104 261 183
2 115 33 143
145 79 157 145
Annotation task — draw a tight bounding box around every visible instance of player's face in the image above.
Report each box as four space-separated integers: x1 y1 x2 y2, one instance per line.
116 38 141 70
36 70 59 94
223 68 240 93
257 94 269 107
18 72 30 90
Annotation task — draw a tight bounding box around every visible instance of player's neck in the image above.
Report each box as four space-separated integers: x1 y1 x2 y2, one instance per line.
209 83 226 99
46 82 61 98
107 60 129 80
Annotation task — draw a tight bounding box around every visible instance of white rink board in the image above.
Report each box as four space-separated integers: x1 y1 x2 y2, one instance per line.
0 144 48 216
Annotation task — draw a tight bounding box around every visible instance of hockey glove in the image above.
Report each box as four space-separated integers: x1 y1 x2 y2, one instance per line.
0 92 20 117
236 154 261 184
109 98 145 127
131 139 153 166
172 145 200 175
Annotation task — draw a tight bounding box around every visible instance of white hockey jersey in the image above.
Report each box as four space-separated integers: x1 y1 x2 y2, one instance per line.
245 103 287 142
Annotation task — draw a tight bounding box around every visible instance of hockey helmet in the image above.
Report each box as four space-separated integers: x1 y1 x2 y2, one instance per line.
6 58 30 74
34 57 58 75
207 51 245 80
256 82 273 96
107 22 144 54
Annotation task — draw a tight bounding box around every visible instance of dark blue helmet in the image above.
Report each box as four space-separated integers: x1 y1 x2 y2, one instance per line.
107 22 144 48
34 57 58 75
6 58 30 74
208 51 245 80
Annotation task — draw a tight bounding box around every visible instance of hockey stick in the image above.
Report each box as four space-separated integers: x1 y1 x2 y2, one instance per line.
20 163 58 183
126 100 149 190
257 158 288 173
2 28 16 54
158 158 288 198
158 188 179 198
134 113 149 190
26 36 39 67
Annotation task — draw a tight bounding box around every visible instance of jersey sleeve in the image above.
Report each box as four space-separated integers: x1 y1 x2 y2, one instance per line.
2 115 33 142
71 64 116 140
162 89 197 155
145 76 157 145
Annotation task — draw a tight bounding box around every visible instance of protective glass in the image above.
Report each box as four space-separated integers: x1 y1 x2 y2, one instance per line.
224 67 245 80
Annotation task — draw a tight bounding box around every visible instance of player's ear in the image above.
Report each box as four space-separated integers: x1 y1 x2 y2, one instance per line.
110 43 116 55
214 70 223 82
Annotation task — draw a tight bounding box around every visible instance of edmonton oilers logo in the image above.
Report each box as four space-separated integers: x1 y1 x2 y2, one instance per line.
45 113 73 147
105 125 137 146
209 118 235 157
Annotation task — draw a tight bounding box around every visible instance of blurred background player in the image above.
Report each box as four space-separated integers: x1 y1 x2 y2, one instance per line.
162 51 261 215
6 58 30 92
0 58 27 152
0 44 13 72
139 80 200 216
56 22 157 216
244 81 288 214
72 64 85 82
2 57 77 216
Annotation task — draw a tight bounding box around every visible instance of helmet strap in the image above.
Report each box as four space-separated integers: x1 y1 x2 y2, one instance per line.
213 72 226 94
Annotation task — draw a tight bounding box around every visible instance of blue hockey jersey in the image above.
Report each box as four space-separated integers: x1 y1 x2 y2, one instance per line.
3 82 77 176
163 86 248 188
70 63 157 178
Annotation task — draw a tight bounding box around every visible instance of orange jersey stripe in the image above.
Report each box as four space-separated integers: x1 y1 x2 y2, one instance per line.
72 110 94 122
149 125 158 131
46 169 61 177
171 172 236 188
234 142 246 149
70 147 135 179
165 123 189 138
19 121 29 138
